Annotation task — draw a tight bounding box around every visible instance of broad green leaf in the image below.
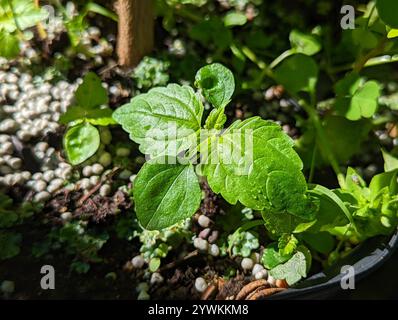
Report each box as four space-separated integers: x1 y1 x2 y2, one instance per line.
113 84 204 158
261 242 292 269
269 251 308 285
201 117 317 218
289 29 321 56
224 12 247 27
387 29 398 38
133 161 202 230
376 0 398 28
274 54 318 94
60 106 117 126
195 63 235 109
0 31 19 58
64 123 100 165
382 149 398 172
335 74 380 121
0 0 48 32
302 232 335 254
75 72 108 109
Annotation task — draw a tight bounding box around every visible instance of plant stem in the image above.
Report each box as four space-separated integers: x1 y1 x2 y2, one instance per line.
269 49 295 70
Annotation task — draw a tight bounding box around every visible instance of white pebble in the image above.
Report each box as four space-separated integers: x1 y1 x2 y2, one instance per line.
208 244 220 257
198 215 211 228
35 142 49 152
193 238 208 251
99 184 111 197
255 269 268 280
34 180 47 192
0 141 13 155
60 212 72 221
34 191 51 202
91 163 104 175
79 178 91 190
43 170 55 182
131 255 145 268
241 258 254 271
82 166 92 177
90 175 100 185
252 264 265 276
194 277 208 293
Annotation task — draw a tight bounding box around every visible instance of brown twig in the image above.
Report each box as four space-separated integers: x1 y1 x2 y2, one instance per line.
159 250 199 272
77 167 120 206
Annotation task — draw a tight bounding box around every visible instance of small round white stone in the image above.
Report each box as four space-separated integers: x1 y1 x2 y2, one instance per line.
79 178 91 190
82 166 92 177
194 277 208 293
208 244 220 257
34 191 51 203
198 215 211 228
34 180 47 192
193 238 209 251
91 163 104 175
60 212 73 221
241 258 254 271
99 184 111 197
43 170 55 182
252 263 265 276
255 269 268 280
131 255 145 268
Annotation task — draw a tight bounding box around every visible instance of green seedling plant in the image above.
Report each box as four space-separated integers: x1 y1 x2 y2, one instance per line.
113 59 398 285
0 0 48 58
61 72 116 165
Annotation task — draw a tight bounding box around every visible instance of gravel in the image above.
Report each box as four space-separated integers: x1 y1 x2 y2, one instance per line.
241 258 254 270
194 277 208 293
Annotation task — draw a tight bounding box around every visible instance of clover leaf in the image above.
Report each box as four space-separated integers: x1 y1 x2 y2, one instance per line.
334 73 381 121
